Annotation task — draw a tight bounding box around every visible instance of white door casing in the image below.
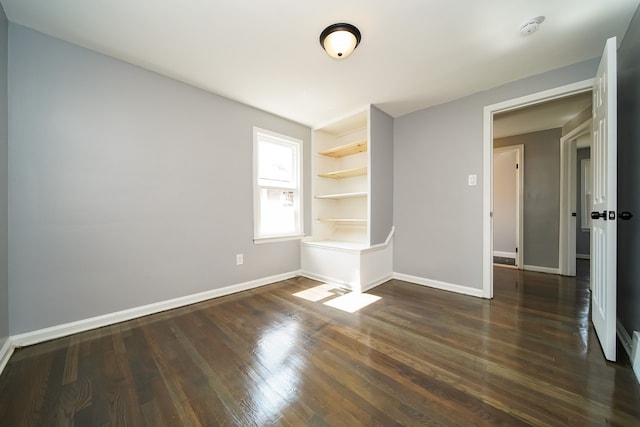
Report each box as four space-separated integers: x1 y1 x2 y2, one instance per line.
591 37 617 362
483 79 593 298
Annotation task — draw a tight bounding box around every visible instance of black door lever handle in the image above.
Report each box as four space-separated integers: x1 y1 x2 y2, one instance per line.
591 211 606 220
619 211 633 220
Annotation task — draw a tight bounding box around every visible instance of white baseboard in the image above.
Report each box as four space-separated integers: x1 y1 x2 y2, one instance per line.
493 251 516 259
11 270 300 348
633 332 640 384
494 263 518 270
299 270 353 291
523 265 560 275
576 254 591 260
616 320 640 384
0 337 15 376
299 272 392 293
393 273 484 298
361 274 393 292
617 320 633 355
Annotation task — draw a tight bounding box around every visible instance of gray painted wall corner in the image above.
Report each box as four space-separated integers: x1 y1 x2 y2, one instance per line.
369 105 394 245
494 129 562 269
0 2 8 343
617 6 640 338
7 24 310 334
393 58 598 290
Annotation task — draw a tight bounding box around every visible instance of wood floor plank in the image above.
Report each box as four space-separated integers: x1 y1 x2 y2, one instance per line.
13 351 54 426
61 336 80 386
1 261 639 425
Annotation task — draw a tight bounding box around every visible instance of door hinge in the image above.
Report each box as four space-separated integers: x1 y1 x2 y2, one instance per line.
515 247 518 253
516 163 519 169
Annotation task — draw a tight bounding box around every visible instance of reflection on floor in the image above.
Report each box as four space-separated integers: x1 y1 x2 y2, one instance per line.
2 258 638 426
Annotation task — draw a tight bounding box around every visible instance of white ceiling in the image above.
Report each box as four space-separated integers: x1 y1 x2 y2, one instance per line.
1 0 638 127
493 91 593 139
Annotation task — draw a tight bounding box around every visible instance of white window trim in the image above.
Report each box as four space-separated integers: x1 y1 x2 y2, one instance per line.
253 127 303 243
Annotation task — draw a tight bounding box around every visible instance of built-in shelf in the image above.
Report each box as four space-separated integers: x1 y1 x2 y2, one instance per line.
318 140 368 158
303 106 394 293
315 192 368 200
317 218 367 224
317 166 368 179
301 240 370 251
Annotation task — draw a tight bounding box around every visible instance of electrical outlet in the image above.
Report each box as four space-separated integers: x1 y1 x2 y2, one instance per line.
236 254 244 265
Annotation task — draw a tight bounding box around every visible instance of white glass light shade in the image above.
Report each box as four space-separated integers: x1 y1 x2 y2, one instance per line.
320 23 361 59
323 30 357 58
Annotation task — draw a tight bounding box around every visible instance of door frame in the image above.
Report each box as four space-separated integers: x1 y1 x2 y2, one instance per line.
559 119 592 276
482 79 594 298
492 145 524 269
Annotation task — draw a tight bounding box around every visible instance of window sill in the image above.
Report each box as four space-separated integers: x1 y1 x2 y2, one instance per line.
253 234 305 245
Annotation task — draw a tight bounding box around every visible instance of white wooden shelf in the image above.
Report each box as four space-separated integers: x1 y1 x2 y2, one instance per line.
315 192 368 200
318 140 367 158
317 166 367 179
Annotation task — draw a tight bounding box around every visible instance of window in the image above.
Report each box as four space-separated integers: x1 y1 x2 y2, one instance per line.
581 158 592 230
253 127 303 243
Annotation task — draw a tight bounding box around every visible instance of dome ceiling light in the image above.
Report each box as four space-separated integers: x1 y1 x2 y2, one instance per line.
319 23 361 59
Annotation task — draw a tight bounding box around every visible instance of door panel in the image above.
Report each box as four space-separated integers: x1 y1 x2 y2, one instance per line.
493 148 518 264
591 37 617 362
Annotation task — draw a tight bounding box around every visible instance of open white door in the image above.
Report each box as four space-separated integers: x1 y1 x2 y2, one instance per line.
591 37 617 362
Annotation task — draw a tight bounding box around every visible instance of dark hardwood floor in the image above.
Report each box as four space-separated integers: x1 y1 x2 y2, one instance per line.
1 262 639 426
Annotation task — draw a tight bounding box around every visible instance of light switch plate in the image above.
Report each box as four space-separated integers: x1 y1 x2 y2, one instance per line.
468 174 477 186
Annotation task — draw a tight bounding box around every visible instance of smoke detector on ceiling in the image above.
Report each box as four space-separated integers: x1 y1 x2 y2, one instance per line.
520 16 546 36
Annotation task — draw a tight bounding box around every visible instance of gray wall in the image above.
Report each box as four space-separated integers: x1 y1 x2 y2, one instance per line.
495 129 562 269
617 7 640 338
576 148 591 257
8 24 311 334
0 5 7 346
562 106 592 136
369 105 394 245
394 58 598 289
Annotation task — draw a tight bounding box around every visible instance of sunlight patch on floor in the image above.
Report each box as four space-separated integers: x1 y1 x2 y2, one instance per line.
292 284 338 302
323 292 381 313
294 283 382 313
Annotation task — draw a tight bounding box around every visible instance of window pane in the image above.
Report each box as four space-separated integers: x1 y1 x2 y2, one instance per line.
253 127 302 241
259 141 294 187
259 188 298 235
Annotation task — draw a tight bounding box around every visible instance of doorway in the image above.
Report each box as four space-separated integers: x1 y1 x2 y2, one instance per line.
482 79 594 298
492 145 523 268
559 119 593 277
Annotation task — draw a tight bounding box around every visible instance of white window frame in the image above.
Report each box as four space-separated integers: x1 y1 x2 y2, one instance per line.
253 127 303 244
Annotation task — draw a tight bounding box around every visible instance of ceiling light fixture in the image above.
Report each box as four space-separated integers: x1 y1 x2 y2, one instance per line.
520 16 546 36
320 23 361 59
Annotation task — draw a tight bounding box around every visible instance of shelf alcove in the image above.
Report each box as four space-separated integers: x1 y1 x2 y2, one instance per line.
300 105 394 291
